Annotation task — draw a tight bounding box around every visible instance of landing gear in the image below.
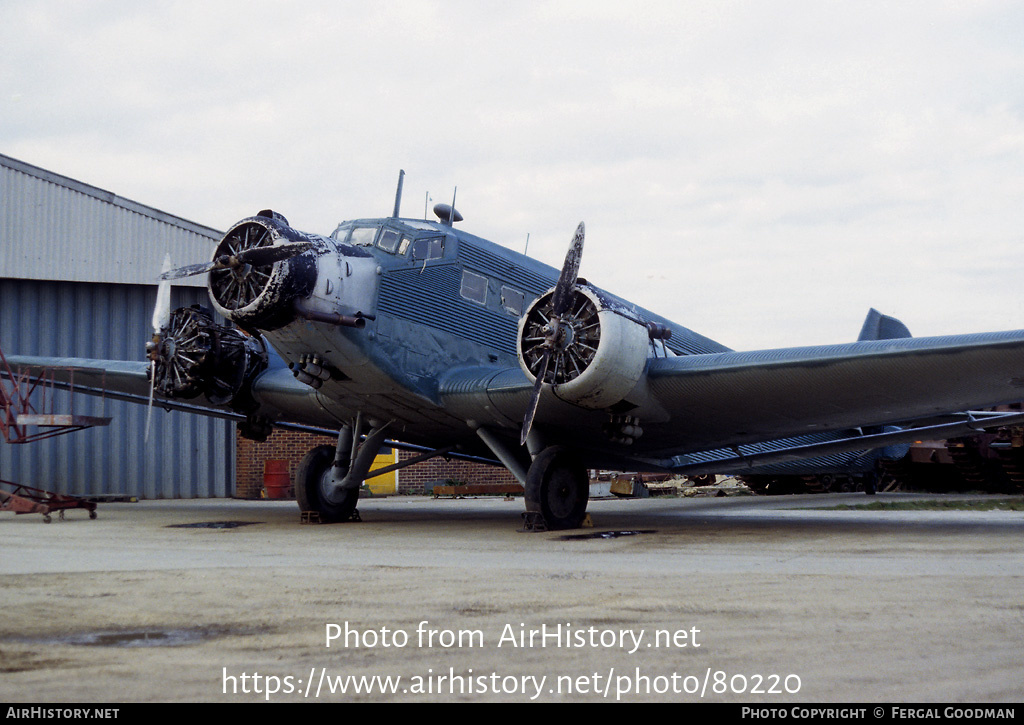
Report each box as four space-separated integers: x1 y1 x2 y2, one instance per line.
525 447 589 530
295 444 359 523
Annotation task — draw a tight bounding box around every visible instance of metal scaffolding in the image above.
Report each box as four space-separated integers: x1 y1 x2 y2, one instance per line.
0 342 111 521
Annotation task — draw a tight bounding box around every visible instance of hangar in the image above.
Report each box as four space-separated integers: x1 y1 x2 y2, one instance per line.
0 153 234 498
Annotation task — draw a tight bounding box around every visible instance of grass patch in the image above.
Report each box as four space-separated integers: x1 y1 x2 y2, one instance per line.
818 499 1024 512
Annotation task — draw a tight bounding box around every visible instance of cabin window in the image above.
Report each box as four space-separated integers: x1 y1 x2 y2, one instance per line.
460 270 488 305
377 229 401 253
411 237 444 261
349 226 378 246
501 286 525 316
397 235 412 255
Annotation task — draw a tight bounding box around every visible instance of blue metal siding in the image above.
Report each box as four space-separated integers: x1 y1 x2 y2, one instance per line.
1 278 234 498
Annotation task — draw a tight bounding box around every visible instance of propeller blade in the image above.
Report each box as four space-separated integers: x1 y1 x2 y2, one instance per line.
146 254 174 443
159 241 313 280
235 240 313 268
152 254 173 334
144 360 156 443
160 260 216 281
520 349 551 447
519 223 586 446
551 222 584 316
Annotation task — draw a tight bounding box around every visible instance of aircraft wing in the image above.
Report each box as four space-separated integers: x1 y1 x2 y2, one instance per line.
0 354 262 429
1 354 505 465
1 354 336 429
442 329 1024 468
3 356 153 398
13 329 1024 471
636 329 1024 457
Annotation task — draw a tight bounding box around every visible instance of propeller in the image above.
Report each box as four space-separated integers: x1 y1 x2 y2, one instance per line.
520 222 585 446
145 254 173 442
159 240 313 281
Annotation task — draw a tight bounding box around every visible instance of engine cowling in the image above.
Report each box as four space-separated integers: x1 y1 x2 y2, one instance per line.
149 305 266 406
517 285 650 409
207 213 318 330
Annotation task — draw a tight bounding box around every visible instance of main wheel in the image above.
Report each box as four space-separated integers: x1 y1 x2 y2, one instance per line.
525 447 589 530
295 445 359 523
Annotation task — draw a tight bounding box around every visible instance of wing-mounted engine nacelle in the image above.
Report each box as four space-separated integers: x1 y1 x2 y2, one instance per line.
518 285 651 409
207 212 321 331
149 305 267 407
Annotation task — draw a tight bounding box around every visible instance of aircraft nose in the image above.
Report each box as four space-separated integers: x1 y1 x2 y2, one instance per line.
207 215 320 329
292 236 380 329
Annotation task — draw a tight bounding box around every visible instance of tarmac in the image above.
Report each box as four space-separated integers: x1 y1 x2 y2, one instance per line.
1 491 1022 703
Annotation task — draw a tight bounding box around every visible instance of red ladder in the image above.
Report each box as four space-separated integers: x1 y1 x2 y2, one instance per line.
0 344 111 444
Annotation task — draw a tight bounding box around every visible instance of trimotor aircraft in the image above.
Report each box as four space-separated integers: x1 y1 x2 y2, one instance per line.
9 172 1024 530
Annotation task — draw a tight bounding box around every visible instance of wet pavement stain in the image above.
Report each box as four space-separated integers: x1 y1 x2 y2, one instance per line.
166 521 261 529
31 628 213 648
558 529 657 541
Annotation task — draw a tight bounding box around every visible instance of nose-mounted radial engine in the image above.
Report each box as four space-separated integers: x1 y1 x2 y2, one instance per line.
147 210 322 427
204 211 319 330
158 210 320 328
203 211 319 327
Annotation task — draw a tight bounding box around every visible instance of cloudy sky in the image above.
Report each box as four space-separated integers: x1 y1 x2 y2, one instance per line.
4 1 1024 350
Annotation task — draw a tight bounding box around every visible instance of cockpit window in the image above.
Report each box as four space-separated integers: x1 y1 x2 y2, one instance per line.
401 220 443 231
411 237 444 261
349 227 378 246
377 229 401 253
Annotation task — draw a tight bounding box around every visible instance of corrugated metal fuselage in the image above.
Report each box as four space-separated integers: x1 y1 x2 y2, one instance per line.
248 217 729 463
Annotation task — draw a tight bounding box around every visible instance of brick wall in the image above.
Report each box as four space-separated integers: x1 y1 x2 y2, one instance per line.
395 453 518 494
235 430 517 498
236 430 335 499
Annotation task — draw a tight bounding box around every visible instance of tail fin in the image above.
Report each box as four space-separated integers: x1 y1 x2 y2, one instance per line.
857 308 911 341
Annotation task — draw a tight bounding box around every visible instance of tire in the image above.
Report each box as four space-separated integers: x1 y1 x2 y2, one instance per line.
525 447 589 530
295 444 359 523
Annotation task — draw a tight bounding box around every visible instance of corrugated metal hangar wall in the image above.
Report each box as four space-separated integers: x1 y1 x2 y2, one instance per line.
0 153 236 498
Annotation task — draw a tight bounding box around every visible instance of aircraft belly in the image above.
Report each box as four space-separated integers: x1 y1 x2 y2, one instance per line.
265 322 369 375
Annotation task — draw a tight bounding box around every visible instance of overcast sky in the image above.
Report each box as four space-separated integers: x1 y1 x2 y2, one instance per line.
4 1 1024 350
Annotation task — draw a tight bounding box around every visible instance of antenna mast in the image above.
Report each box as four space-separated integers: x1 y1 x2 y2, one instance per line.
391 169 405 218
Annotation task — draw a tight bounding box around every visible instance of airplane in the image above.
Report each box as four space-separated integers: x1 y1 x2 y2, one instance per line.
8 170 1024 530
